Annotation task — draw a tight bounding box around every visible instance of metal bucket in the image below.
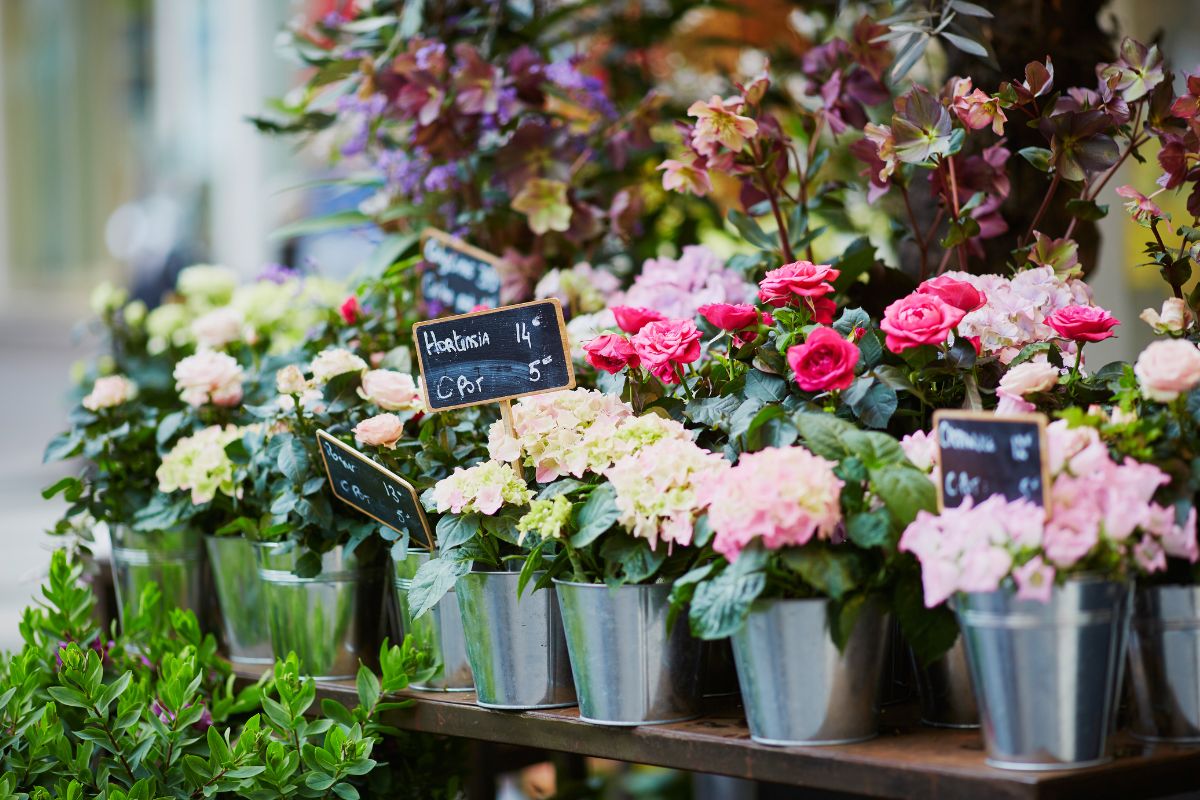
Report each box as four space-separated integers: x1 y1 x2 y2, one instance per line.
731 597 889 746
1128 584 1200 742
555 581 703 725
255 541 385 680
913 637 979 728
205 535 273 665
392 549 473 691
110 527 206 632
956 578 1131 770
456 570 575 710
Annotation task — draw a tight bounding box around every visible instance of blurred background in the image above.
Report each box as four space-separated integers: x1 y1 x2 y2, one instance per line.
2 0 1200 653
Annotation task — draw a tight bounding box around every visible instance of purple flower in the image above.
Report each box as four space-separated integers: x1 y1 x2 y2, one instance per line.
424 164 457 193
337 93 387 157
545 61 586 90
257 263 297 284
377 150 426 201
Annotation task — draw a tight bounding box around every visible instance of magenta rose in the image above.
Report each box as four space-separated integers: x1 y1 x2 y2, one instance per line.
810 296 836 324
611 306 665 334
757 261 840 307
583 334 640 374
880 293 966 353
1046 305 1119 343
787 327 860 392
917 275 986 312
699 303 759 331
631 319 702 384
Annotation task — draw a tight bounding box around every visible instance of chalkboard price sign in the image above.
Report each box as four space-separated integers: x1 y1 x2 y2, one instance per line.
413 298 575 412
316 430 433 548
933 410 1051 513
420 228 503 315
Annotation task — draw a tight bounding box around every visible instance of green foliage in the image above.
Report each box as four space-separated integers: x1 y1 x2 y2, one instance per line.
0 550 462 799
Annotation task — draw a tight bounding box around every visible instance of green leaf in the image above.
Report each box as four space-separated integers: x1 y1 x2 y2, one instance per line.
435 513 480 551
571 483 619 548
43 430 83 463
831 240 876 292
320 699 355 728
893 573 960 666
277 438 310 482
46 686 90 709
744 370 788 403
842 378 898 430
871 465 937 528
271 210 370 240
356 665 381 712
1065 198 1109 221
332 783 361 800
42 476 81 501
727 210 779 251
832 307 871 336
846 509 895 549
156 411 186 447
1018 146 1053 173
688 549 768 639
941 31 988 57
793 412 851 459
1007 341 1052 368
779 544 863 600
684 395 742 428
600 536 666 585
839 429 904 469
407 557 469 619
537 479 584 499
729 397 767 439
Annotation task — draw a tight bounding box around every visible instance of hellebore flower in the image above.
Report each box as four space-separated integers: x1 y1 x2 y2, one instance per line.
892 86 954 164
687 95 758 155
512 179 572 235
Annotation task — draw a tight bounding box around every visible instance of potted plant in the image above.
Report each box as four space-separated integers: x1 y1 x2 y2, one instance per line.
505 393 727 725
413 458 576 710
900 417 1193 769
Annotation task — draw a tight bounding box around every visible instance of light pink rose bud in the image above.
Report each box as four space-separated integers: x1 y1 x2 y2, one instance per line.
353 413 404 449
275 365 307 395
358 370 423 412
1140 298 1191 334
174 351 244 408
83 375 137 411
998 362 1060 398
1134 339 1200 402
309 348 367 383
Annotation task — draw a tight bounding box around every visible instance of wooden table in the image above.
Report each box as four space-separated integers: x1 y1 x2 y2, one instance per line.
235 668 1200 799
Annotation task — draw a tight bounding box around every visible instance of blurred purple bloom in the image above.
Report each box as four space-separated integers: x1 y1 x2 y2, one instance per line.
377 150 426 201
258 263 296 284
337 93 387 157
424 164 457 192
546 60 586 90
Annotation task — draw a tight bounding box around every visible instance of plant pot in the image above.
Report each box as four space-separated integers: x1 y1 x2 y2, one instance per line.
205 535 273 665
455 570 575 710
392 549 473 691
1128 584 1200 742
956 578 1131 770
731 597 890 746
110 526 206 632
912 637 979 728
255 541 386 680
555 580 703 725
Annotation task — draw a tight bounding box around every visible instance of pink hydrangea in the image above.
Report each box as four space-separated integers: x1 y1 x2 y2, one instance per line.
698 446 844 562
612 246 754 320
900 418 1193 607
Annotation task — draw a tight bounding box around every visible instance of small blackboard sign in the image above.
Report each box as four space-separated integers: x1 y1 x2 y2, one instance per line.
420 228 503 315
933 410 1051 512
316 430 433 548
413 298 575 412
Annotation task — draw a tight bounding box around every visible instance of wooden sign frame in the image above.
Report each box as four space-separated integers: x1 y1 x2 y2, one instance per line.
316 430 434 549
931 409 1052 514
418 227 504 313
412 297 576 413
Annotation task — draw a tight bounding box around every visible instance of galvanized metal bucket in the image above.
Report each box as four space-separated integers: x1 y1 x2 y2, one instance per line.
255 541 386 680
913 637 979 728
1128 584 1200 742
205 535 273 665
731 597 889 746
110 526 206 632
956 578 1132 770
456 570 575 710
392 548 473 692
555 580 703 725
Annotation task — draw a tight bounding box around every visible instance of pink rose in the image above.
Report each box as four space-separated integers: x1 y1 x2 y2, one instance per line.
757 261 840 307
583 334 640 374
917 275 986 312
358 370 422 411
698 303 758 331
191 307 244 349
353 413 404 449
786 327 860 392
1046 305 1119 343
998 361 1060 398
340 296 361 324
83 375 137 411
811 296 836 324
611 306 665 335
1134 338 1200 401
880 294 966 352
630 319 702 384
174 351 244 408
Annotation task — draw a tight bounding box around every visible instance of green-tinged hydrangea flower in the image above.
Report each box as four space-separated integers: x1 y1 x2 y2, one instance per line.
512 178 572 235
432 461 533 516
176 265 238 308
145 303 192 354
89 281 128 316
517 495 572 544
156 425 244 505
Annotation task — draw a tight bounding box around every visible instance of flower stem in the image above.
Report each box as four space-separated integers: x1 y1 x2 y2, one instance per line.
1022 170 1062 248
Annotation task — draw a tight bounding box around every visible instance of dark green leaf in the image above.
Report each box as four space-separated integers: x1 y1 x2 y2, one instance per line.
572 483 619 547
846 509 895 549
435 513 480 551
779 544 863 599
407 557 469 619
871 465 937 528
1018 147 1053 173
